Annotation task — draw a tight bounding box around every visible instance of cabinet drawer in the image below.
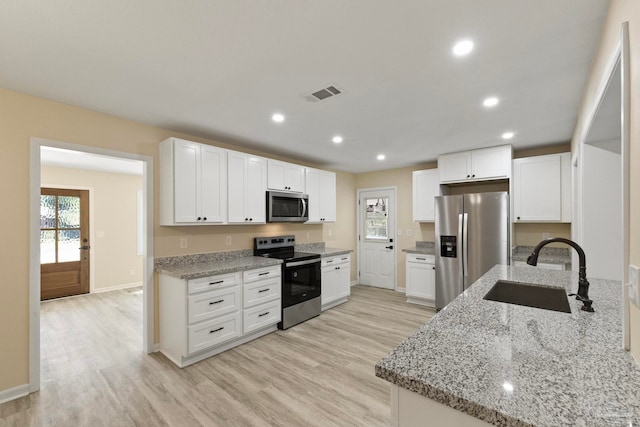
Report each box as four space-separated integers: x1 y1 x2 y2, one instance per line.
243 300 281 334
322 254 350 268
407 254 435 264
188 311 241 354
188 272 240 295
244 277 281 308
243 265 281 283
187 286 241 324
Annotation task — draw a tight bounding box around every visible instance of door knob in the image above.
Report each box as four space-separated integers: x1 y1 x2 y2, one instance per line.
79 246 91 250
385 245 394 249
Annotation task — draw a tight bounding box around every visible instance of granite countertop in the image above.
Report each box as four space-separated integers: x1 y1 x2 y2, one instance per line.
376 265 640 426
155 251 282 280
512 245 571 268
307 247 352 257
403 241 435 255
155 243 352 280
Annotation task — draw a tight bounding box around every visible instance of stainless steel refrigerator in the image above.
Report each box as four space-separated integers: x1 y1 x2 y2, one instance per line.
435 192 509 310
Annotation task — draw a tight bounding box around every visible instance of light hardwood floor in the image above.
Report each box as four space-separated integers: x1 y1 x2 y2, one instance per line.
0 285 434 426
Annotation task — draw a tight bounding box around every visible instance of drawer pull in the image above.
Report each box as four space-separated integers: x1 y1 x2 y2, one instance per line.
258 288 270 293
258 272 270 276
209 280 224 285
258 311 270 317
416 257 426 261
341 257 348 261
209 299 224 305
326 260 333 263
209 327 224 334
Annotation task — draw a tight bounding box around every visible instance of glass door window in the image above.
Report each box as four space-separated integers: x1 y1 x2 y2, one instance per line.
364 197 389 241
40 192 82 264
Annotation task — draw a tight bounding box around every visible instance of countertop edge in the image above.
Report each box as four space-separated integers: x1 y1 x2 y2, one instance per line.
156 257 282 280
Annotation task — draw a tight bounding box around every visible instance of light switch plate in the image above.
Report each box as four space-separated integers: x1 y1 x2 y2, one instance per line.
629 265 640 308
179 237 188 249
407 229 413 237
397 229 402 236
225 236 232 245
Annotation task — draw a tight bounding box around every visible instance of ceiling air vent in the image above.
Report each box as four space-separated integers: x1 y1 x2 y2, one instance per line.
302 84 345 102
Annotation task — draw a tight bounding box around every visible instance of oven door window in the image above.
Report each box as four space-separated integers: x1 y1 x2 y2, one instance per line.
283 261 321 306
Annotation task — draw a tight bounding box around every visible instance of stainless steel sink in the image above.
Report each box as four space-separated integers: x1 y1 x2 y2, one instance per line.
483 280 571 313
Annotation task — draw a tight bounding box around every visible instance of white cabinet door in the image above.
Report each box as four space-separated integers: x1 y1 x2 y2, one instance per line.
438 151 471 182
405 255 435 306
173 139 199 223
321 254 351 310
513 153 569 222
305 168 336 223
267 160 305 192
161 138 226 225
200 144 227 223
227 151 267 224
471 145 511 180
412 169 439 222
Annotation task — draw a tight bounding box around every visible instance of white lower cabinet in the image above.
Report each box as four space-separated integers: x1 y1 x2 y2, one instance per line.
159 265 281 368
405 254 435 307
321 254 351 310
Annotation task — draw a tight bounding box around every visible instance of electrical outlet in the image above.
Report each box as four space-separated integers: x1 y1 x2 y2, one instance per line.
130 269 136 276
179 237 188 249
542 233 550 240
328 229 332 237
306 231 310 239
397 229 402 236
407 229 413 237
629 265 640 307
225 236 232 245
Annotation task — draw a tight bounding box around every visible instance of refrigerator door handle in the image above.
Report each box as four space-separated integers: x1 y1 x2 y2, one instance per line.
462 212 469 284
458 213 465 280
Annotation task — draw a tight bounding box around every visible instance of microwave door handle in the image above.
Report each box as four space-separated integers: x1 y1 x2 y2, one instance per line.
301 198 307 217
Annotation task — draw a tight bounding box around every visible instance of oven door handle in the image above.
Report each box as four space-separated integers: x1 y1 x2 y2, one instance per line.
286 258 320 267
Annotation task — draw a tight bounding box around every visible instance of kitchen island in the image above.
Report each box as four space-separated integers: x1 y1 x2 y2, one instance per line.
376 265 640 426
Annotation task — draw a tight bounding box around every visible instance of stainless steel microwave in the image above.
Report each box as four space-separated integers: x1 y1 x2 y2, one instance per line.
266 191 309 222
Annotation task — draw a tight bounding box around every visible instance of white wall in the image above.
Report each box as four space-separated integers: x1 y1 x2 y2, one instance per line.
582 143 622 280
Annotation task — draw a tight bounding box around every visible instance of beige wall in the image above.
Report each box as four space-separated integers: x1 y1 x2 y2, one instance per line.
41 166 144 292
0 87 357 393
570 0 640 361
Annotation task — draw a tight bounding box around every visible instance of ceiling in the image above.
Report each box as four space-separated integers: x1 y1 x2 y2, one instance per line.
0 0 609 173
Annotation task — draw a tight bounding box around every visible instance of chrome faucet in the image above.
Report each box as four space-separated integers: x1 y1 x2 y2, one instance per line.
527 237 594 312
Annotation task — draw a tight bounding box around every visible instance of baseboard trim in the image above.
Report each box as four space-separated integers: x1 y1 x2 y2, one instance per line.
0 383 29 404
93 281 142 294
350 280 358 286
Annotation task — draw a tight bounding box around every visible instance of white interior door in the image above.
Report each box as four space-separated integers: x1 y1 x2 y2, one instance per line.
358 189 396 289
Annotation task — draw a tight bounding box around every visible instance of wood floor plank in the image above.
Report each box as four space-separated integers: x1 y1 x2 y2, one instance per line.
0 285 434 426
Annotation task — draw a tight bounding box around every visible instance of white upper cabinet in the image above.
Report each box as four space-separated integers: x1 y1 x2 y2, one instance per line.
438 145 512 183
305 167 336 223
412 169 439 222
227 150 267 224
267 160 305 192
513 152 571 223
160 138 227 225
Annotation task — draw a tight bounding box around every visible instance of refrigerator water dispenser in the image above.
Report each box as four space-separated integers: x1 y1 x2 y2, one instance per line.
440 235 457 258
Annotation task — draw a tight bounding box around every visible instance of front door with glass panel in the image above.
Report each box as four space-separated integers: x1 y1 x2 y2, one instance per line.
40 188 90 300
359 189 395 289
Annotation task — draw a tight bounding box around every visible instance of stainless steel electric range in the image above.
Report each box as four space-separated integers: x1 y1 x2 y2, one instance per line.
254 235 321 329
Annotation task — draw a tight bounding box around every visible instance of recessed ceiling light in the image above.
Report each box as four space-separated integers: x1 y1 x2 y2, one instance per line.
271 113 285 123
377 154 386 161
452 39 474 56
483 97 499 108
502 132 515 140
332 136 343 144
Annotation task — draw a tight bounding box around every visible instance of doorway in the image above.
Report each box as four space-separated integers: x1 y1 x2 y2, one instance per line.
357 187 396 289
574 23 630 349
40 188 90 300
29 138 154 393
